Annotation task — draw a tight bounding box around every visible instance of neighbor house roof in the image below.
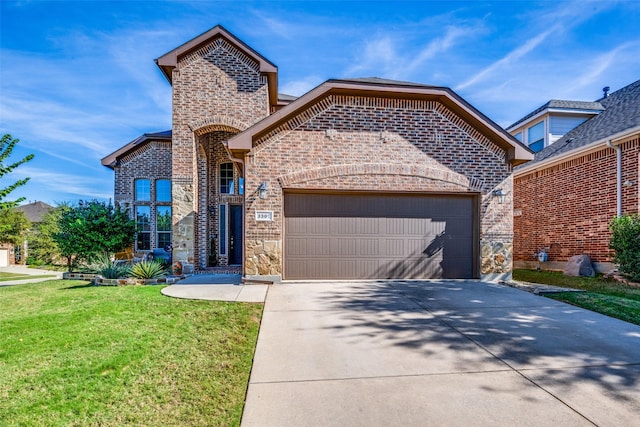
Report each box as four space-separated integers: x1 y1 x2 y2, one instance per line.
155 25 279 108
16 201 53 223
101 130 172 169
228 78 534 166
507 100 605 131
516 79 640 171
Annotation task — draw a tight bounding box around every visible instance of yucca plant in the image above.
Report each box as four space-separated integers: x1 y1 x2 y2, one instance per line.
130 260 167 279
84 253 131 279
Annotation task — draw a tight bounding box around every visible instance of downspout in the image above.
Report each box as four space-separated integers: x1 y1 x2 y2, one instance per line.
606 140 622 217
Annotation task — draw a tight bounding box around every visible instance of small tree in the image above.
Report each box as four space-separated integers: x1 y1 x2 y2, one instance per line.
53 200 136 272
0 208 30 245
27 206 63 265
609 214 640 282
0 134 35 210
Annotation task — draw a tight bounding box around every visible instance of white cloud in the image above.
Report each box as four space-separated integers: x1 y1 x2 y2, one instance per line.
456 26 556 91
9 166 113 202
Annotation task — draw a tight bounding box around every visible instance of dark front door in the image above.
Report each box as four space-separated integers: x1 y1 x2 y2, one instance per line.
229 205 243 265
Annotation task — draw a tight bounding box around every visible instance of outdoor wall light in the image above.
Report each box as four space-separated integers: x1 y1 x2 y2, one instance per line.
624 180 635 187
493 188 508 204
258 182 268 200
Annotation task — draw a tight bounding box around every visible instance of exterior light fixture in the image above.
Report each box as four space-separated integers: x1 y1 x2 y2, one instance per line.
258 182 268 200
493 188 507 204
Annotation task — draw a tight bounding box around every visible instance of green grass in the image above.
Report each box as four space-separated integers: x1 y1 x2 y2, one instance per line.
513 269 640 326
0 272 56 282
0 280 263 426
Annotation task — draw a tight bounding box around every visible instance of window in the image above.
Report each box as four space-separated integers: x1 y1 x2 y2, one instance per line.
156 179 171 202
220 163 234 194
156 206 172 250
527 121 545 152
136 206 151 250
514 132 523 142
135 179 150 201
219 204 226 255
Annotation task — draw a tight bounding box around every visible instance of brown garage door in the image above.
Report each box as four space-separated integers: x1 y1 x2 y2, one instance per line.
284 192 477 280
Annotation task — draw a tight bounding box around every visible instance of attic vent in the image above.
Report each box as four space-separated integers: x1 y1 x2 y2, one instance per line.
603 86 610 98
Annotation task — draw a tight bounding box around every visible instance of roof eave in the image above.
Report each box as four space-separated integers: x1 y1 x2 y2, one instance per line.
514 125 640 176
229 80 533 165
154 25 278 100
101 133 172 169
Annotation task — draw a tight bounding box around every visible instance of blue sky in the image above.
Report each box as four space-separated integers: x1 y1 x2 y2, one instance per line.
1 0 639 205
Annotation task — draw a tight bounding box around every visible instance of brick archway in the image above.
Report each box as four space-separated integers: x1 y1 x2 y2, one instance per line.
189 116 249 136
278 163 485 192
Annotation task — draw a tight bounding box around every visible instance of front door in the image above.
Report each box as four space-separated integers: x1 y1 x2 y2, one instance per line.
229 205 243 265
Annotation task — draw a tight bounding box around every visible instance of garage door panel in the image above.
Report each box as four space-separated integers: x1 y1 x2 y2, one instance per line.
284 193 476 280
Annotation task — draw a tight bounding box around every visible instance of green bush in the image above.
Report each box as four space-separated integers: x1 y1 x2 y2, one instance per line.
130 260 167 279
84 253 131 279
609 214 640 281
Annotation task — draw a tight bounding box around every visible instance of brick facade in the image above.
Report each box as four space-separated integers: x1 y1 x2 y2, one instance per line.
106 26 529 280
170 36 270 270
113 140 172 251
514 135 640 268
243 95 515 280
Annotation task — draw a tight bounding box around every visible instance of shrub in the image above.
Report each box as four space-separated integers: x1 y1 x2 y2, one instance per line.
609 214 640 282
84 253 131 279
130 260 167 280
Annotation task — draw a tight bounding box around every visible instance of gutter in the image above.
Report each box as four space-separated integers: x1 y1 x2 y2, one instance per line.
514 125 640 176
606 140 622 217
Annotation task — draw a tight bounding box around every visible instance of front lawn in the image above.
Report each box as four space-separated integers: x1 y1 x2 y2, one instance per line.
0 280 262 426
513 269 640 326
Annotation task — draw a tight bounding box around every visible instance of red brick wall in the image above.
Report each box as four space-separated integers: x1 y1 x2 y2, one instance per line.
171 36 271 267
514 135 640 264
245 94 515 277
113 140 172 251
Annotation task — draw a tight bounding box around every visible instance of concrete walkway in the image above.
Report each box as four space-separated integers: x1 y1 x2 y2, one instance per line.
0 265 62 286
241 280 640 426
161 274 268 302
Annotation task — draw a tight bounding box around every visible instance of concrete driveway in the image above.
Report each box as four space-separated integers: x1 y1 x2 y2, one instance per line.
242 280 640 426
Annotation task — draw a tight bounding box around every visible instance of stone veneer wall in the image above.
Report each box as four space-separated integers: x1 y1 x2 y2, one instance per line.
170 36 270 270
244 95 514 280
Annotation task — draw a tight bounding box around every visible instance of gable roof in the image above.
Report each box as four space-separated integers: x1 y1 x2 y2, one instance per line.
228 78 534 166
516 79 640 171
155 25 279 108
16 201 53 223
507 100 605 131
101 130 172 169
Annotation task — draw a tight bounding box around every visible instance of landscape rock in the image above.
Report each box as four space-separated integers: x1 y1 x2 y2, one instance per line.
564 254 595 277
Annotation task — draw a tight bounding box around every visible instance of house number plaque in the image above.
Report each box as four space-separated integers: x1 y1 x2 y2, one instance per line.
255 210 274 221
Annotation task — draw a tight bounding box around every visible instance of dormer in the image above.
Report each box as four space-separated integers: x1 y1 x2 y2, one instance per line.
506 100 604 152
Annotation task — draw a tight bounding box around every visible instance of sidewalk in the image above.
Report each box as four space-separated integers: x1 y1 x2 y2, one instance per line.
0 265 62 286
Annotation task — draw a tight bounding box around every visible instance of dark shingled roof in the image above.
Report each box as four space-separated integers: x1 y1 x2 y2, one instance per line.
507 100 605 130
16 201 53 223
518 80 640 168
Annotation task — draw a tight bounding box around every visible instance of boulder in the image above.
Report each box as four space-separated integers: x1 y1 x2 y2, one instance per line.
564 255 595 277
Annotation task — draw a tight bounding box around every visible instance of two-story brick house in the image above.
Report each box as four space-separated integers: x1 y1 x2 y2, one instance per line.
102 25 532 281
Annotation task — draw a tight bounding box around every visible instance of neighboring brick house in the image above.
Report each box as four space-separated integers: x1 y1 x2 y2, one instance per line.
102 25 533 281
512 80 640 271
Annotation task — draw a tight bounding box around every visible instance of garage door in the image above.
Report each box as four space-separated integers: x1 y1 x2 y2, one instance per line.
284 192 477 280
